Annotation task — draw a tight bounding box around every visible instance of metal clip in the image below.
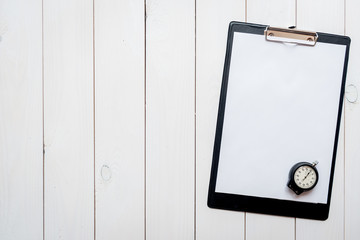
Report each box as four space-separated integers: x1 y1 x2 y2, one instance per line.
312 161 319 167
265 26 318 46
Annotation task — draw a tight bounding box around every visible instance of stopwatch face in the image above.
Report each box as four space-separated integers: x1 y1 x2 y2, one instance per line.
293 165 318 189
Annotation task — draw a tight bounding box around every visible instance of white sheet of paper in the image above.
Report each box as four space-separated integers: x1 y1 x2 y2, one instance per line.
215 32 346 204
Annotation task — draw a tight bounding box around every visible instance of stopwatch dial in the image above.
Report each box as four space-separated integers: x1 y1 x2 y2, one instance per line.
294 165 317 189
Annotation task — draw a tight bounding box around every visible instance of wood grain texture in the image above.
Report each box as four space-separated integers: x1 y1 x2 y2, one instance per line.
345 0 360 238
2 1 360 239
43 0 94 239
246 214 294 240
94 0 145 239
145 0 195 239
296 123 344 240
246 1 296 240
296 1 345 239
196 0 245 239
247 0 295 27
0 0 43 239
297 0 344 34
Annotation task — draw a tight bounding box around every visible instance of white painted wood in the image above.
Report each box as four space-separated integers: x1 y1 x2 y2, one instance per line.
196 1 245 239
297 0 344 34
296 1 345 239
246 2 296 240
296 123 344 240
0 0 43 239
247 0 295 28
43 0 94 239
94 0 144 239
146 0 195 239
246 214 294 239
345 0 360 238
1 1 358 239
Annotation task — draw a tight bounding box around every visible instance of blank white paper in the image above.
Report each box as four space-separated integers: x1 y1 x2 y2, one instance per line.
215 32 346 204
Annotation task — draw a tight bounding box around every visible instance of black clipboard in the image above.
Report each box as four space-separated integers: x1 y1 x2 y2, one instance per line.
208 22 350 220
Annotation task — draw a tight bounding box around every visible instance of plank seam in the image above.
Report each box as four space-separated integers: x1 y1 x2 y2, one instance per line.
294 218 296 240
245 0 247 22
244 213 247 240
344 0 346 35
144 1 147 239
194 0 197 239
295 0 298 27
244 2 247 240
93 0 96 239
42 0 45 238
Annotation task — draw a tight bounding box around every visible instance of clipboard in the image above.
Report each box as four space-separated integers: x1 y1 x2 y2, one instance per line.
208 22 350 220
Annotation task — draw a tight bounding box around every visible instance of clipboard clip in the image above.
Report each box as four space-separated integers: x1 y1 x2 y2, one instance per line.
265 26 318 46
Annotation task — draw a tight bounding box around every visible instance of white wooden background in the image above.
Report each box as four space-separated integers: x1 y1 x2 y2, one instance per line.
0 0 359 239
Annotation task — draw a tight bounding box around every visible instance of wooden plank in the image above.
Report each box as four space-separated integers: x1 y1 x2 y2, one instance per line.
43 0 94 239
246 1 296 240
296 0 345 239
345 0 360 238
0 0 43 239
247 0 295 27
94 0 144 239
145 0 195 239
196 1 245 240
296 123 344 240
246 214 294 239
297 0 344 34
